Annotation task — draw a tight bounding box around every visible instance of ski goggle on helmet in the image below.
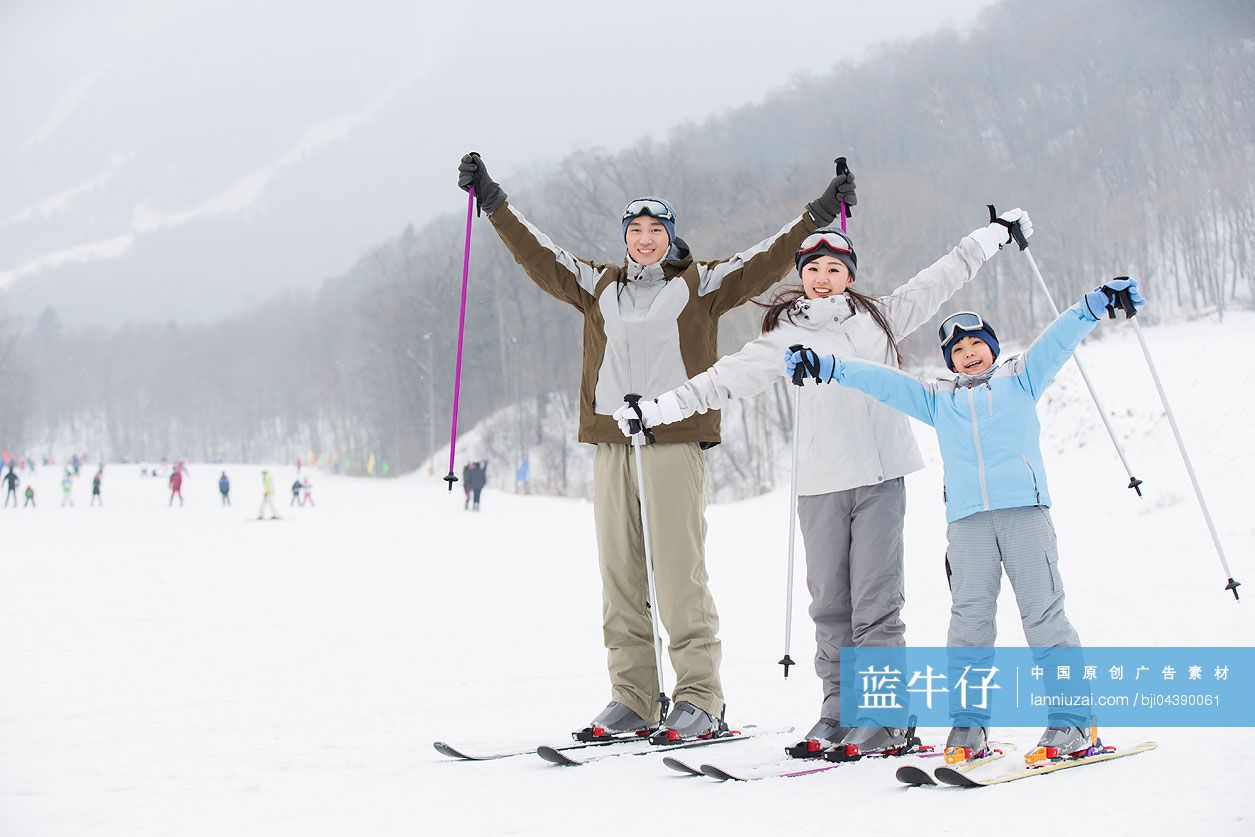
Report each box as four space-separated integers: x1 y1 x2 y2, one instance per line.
938 312 999 346
621 198 675 223
794 229 856 271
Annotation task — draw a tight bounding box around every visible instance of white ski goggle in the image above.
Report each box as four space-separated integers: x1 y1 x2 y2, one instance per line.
622 198 675 222
938 311 998 345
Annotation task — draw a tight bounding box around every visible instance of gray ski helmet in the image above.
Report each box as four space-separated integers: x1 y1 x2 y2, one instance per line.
796 227 857 278
622 196 676 245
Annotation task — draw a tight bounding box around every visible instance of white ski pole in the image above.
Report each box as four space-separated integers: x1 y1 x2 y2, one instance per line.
1102 284 1241 601
991 205 1143 496
624 395 672 722
779 345 808 678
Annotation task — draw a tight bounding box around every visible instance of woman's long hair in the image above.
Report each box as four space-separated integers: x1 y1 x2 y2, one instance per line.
757 284 903 367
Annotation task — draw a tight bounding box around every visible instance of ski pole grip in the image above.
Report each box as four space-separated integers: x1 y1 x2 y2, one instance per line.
1105 278 1139 319
835 156 848 176
987 203 1029 251
624 394 643 435
788 345 806 387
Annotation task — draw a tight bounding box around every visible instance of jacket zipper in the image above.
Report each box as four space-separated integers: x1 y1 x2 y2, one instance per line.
967 387 990 511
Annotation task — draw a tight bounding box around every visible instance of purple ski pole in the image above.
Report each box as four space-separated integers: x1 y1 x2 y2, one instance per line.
443 186 475 491
835 156 849 233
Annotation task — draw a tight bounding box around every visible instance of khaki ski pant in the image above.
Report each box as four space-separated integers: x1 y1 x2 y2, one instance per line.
593 442 723 724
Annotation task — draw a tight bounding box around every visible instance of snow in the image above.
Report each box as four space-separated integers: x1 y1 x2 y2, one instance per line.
1 312 1252 836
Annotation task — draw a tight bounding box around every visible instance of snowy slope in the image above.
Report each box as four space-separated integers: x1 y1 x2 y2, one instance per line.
0 312 1252 836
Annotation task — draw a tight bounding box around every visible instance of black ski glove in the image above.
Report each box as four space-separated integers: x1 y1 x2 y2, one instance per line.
806 159 857 226
457 152 507 216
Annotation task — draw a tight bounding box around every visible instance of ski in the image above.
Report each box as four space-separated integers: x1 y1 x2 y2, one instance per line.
536 726 783 767
895 743 1015 786
700 739 940 782
933 741 1158 788
433 732 648 762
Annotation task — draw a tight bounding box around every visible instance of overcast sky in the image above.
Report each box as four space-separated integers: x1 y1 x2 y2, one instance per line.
0 0 999 323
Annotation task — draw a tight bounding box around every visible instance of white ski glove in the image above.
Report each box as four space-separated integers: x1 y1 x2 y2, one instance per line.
969 208 1033 261
612 391 686 437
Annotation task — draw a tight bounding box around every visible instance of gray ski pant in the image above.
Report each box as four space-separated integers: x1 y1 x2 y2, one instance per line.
945 506 1088 726
797 478 907 720
593 443 723 724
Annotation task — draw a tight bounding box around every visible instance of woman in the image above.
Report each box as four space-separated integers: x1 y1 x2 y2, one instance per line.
620 208 1031 755
457 152 855 741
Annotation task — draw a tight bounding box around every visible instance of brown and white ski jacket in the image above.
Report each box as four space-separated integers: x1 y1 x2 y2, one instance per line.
488 200 817 445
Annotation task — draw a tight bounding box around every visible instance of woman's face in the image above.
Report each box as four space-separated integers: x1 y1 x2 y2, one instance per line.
625 217 670 265
801 255 853 299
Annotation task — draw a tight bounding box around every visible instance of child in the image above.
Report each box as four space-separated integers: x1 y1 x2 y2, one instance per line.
23 485 35 507
787 277 1144 765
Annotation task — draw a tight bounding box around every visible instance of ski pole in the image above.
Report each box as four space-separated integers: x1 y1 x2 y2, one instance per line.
1102 283 1241 601
443 185 476 491
836 156 849 234
624 394 671 722
778 345 810 678
989 205 1143 496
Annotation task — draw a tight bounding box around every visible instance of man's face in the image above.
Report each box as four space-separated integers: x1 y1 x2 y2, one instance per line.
625 217 669 265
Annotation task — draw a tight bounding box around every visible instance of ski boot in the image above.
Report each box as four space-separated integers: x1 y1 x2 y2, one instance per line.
786 718 851 759
649 701 727 744
943 725 991 765
573 701 656 742
825 718 922 762
1025 721 1098 766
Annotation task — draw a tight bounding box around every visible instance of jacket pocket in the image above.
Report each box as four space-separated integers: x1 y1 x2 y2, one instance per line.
1021 455 1041 505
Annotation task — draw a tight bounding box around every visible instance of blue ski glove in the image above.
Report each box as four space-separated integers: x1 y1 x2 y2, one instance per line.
1083 277 1146 320
785 348 842 383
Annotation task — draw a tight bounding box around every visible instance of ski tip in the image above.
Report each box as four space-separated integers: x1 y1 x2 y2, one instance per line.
662 756 703 776
432 741 462 759
536 745 579 766
933 766 983 788
699 764 737 782
895 765 937 786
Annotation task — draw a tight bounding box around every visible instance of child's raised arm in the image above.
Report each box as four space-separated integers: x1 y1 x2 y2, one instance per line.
1011 278 1145 400
787 350 939 426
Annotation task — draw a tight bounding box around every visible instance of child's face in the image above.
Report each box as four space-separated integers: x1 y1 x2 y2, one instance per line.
950 335 995 375
802 255 853 299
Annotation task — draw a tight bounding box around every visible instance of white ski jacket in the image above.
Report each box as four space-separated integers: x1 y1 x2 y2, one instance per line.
664 237 987 496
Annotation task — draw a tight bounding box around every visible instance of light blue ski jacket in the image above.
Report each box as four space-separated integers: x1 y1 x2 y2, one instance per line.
832 304 1101 523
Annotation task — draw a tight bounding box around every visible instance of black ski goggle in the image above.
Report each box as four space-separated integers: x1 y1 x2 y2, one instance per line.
938 311 998 345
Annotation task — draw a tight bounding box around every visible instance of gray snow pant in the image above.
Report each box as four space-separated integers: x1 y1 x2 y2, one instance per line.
945 506 1088 727
798 478 907 721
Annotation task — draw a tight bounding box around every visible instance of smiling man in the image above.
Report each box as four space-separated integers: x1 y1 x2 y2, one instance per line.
457 151 855 743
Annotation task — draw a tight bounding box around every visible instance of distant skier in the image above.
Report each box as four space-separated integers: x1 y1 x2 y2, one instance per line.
90 468 103 506
219 471 231 506
168 466 184 506
290 478 302 507
300 477 314 507
23 485 35 507
788 278 1147 766
61 470 74 507
3 466 18 507
467 460 488 511
257 470 279 520
461 462 472 509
